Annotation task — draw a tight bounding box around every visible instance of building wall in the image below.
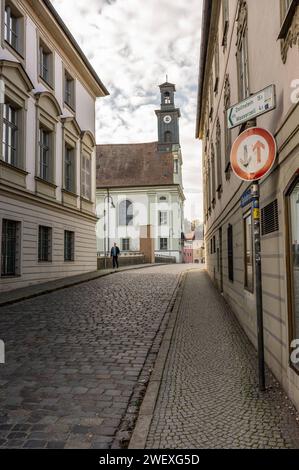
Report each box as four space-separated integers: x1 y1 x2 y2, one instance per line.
0 193 97 291
0 0 106 291
198 1 299 409
96 186 184 263
183 244 193 264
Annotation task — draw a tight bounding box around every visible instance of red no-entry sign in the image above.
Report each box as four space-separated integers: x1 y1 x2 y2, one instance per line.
230 127 277 181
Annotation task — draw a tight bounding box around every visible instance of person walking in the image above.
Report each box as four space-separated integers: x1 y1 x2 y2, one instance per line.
110 242 120 269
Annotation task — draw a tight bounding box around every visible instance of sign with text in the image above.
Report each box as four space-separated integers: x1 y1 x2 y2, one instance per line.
240 188 253 208
227 85 276 129
230 127 276 181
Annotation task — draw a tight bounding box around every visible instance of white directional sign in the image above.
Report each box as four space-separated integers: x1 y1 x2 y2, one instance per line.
227 85 276 129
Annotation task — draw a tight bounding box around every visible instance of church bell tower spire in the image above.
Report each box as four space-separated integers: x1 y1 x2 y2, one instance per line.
155 80 181 153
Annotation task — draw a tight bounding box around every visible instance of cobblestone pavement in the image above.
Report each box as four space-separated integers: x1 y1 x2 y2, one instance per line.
146 270 299 449
0 264 188 449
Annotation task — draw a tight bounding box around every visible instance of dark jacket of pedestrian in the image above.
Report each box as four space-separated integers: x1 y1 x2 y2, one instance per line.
110 246 120 257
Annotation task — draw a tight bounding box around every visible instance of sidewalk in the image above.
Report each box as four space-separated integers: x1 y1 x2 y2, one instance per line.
0 264 159 307
130 269 299 449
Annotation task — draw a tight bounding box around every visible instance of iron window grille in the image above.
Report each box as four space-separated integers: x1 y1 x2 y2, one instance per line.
38 226 51 262
64 230 74 262
1 219 18 276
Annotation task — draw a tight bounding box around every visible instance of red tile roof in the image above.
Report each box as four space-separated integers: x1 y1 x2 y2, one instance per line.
96 142 174 188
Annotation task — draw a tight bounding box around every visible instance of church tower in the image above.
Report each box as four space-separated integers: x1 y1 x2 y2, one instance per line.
155 81 181 152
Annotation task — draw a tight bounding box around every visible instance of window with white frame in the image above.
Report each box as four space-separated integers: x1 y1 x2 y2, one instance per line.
64 70 75 109
119 200 133 226
64 145 75 193
213 35 220 93
236 2 250 101
223 74 232 172
4 2 23 55
81 154 91 200
159 211 168 226
174 159 179 174
159 238 168 250
39 39 53 87
39 127 53 182
222 0 229 47
216 120 222 193
287 178 299 363
2 102 20 167
121 238 130 251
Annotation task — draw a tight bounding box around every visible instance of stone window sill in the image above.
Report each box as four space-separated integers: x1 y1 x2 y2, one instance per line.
35 176 57 189
0 159 28 175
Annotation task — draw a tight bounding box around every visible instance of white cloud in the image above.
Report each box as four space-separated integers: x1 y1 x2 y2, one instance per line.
52 0 203 220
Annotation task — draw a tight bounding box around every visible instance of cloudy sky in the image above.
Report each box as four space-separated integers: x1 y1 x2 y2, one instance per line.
52 0 203 221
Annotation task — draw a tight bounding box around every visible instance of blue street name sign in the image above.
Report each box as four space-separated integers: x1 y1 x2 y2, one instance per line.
241 188 253 208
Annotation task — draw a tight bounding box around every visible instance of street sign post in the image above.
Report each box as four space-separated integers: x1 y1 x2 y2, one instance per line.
230 126 277 393
227 85 276 130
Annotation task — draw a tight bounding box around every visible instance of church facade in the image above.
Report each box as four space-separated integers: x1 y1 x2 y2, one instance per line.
96 82 185 263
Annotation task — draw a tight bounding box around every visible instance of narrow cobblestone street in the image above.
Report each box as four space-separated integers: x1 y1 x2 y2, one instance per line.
146 270 299 449
0 265 186 449
2 265 299 450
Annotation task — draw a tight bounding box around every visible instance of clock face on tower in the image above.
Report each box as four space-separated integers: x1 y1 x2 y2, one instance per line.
163 115 172 124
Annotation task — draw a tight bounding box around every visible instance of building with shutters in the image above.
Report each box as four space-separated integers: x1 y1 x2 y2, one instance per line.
0 0 108 292
196 1 299 408
96 82 185 263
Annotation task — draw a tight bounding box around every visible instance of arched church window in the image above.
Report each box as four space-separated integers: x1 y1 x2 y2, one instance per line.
119 200 133 226
164 92 171 104
164 131 172 143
